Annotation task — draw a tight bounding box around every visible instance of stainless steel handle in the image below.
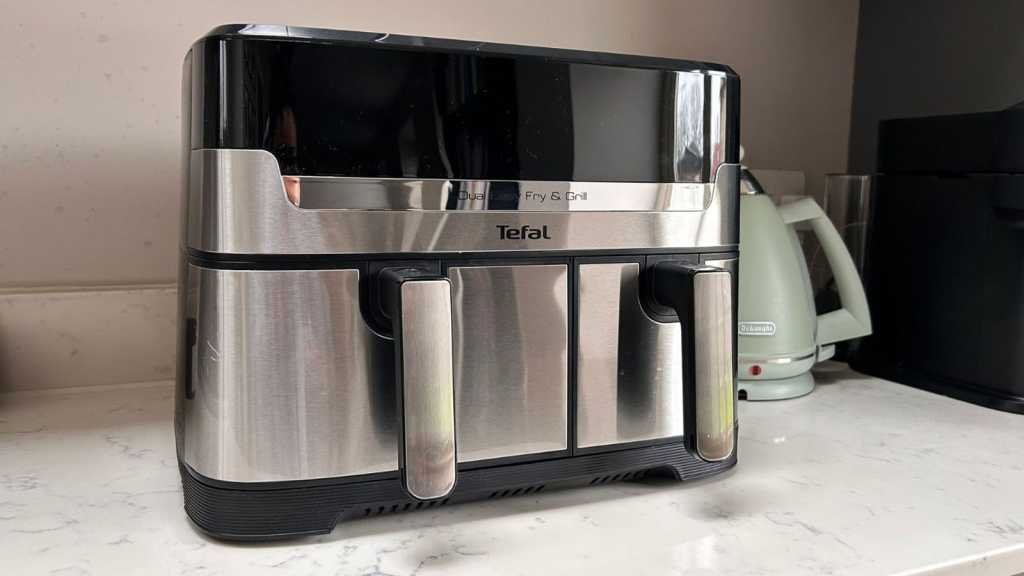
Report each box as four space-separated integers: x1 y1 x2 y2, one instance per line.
381 269 457 500
653 262 736 462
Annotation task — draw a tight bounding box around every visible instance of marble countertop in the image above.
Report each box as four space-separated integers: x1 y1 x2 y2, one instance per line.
2 363 1023 576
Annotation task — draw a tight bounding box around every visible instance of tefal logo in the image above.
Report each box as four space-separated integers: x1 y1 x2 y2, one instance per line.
496 225 552 240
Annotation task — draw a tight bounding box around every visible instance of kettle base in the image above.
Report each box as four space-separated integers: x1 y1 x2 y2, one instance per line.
738 372 815 401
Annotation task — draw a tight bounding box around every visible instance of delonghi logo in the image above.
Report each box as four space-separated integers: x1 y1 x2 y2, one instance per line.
497 225 552 240
739 321 777 336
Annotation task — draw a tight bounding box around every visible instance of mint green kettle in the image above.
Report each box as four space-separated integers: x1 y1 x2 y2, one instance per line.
737 170 872 400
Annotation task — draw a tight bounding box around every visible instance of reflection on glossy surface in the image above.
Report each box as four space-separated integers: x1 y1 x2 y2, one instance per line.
289 176 712 212
708 73 737 183
190 30 738 182
665 71 705 180
692 270 735 462
179 263 572 481
395 279 456 500
577 262 685 448
181 266 397 482
187 149 740 255
450 265 569 461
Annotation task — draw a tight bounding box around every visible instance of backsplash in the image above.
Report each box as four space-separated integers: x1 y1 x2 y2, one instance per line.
0 286 175 391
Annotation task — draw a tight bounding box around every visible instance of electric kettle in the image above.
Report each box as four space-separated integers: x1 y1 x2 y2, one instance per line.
737 170 871 400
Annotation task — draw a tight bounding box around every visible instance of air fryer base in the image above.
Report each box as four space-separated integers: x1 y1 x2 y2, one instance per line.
179 439 737 541
738 372 814 401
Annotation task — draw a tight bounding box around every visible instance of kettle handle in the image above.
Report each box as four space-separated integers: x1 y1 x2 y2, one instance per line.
777 198 872 346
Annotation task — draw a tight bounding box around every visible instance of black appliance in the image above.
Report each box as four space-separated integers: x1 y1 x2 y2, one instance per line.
850 106 1024 414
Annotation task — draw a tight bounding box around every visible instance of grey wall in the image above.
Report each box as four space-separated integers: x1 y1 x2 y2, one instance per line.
849 0 1024 172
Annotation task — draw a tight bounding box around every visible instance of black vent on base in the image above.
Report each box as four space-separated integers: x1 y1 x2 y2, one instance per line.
363 498 451 517
488 484 546 500
589 470 648 485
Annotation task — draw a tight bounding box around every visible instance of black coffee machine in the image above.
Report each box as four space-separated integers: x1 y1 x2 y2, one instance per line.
851 105 1024 414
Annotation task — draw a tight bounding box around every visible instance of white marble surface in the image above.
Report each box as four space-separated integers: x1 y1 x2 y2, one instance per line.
1 364 1023 576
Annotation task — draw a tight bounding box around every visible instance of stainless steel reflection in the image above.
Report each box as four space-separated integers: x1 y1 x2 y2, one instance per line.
449 265 569 461
692 270 735 462
181 266 398 482
397 280 457 500
180 263 572 483
705 257 738 289
577 263 685 448
295 178 449 210
665 72 704 182
708 72 734 182
187 149 739 255
291 176 710 212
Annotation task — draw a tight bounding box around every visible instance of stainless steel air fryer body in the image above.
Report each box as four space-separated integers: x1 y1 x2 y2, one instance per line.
176 24 741 540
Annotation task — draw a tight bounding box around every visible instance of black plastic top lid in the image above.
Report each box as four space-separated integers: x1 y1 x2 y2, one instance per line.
185 24 740 183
